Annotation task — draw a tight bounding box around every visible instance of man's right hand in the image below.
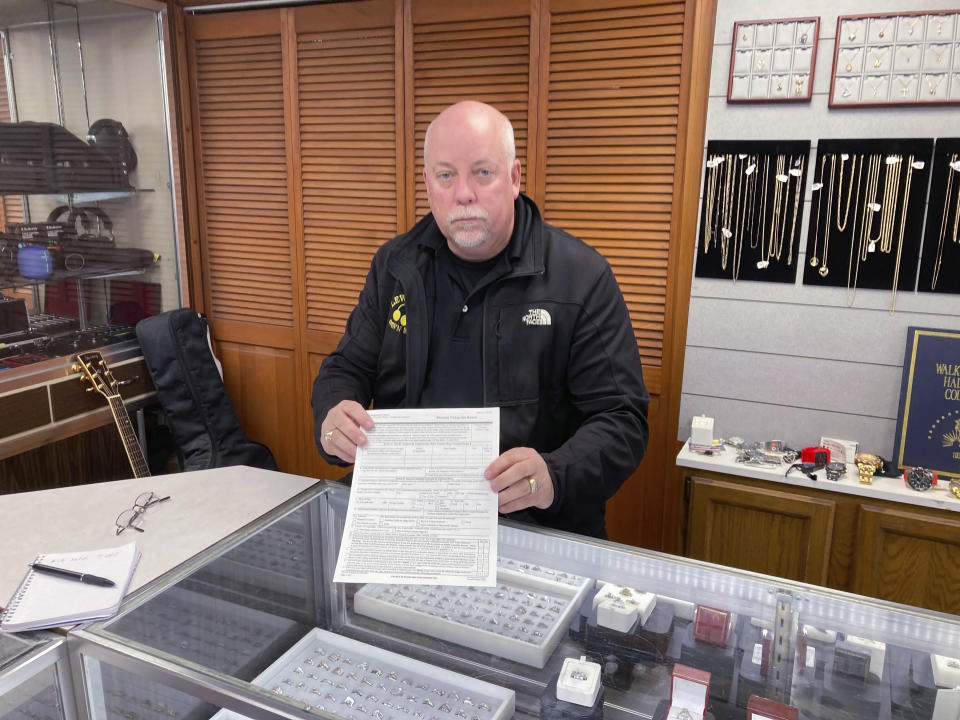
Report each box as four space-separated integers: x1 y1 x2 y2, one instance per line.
320 400 374 463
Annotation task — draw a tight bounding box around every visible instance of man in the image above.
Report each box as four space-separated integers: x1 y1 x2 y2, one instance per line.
312 100 649 539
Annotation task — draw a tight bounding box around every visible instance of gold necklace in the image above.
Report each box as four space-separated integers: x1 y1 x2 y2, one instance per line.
819 155 836 278
767 154 787 262
875 18 891 39
890 155 916 314
930 153 960 290
776 156 792 261
756 155 770 258
872 47 889 69
703 156 721 252
734 157 755 283
897 75 913 98
809 155 827 267
845 156 866 305
904 16 921 36
837 154 856 232
720 154 735 268
926 75 943 97
862 155 883 255
787 156 805 264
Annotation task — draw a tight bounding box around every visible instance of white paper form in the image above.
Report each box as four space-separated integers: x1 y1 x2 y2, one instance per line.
333 407 499 586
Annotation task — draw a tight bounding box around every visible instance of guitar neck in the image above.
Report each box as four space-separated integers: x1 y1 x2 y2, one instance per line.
107 394 151 478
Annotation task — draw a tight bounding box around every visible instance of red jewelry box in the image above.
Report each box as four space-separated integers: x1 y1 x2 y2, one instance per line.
669 663 710 720
747 694 798 720
694 605 731 647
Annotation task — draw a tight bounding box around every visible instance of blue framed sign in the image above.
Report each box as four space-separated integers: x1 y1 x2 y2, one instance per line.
894 327 960 478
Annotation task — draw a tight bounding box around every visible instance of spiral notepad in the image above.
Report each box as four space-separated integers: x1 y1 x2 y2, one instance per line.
0 542 140 632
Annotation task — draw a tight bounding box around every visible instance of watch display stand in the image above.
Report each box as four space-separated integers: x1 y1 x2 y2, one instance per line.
735 621 773 709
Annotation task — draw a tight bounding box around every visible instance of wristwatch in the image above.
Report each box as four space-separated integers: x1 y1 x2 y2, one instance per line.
854 453 882 485
825 461 846 481
906 466 934 491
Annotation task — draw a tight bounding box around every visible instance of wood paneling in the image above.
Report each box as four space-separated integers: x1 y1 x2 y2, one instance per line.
682 468 960 615
216 339 300 473
686 475 835 585
854 503 960 615
296 0 400 336
0 387 50 439
411 0 534 217
543 0 686 373
50 360 153 422
189 15 293 327
177 0 715 550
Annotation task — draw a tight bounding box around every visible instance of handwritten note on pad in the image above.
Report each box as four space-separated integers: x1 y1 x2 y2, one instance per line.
0 543 140 632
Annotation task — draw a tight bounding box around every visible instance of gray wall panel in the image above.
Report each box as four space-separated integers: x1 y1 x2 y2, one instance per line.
678 394 896 457
679 0 960 460
682 346 903 417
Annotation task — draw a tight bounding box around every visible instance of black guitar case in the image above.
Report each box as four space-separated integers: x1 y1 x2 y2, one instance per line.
135 308 277 472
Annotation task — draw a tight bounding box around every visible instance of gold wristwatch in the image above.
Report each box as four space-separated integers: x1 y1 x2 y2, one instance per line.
854 453 882 484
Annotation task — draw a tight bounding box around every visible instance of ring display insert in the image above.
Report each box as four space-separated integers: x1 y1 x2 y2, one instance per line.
353 557 591 668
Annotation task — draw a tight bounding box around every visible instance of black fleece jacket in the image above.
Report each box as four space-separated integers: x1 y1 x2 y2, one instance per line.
311 194 650 538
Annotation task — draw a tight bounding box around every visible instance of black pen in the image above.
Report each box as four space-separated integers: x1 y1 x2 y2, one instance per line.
30 563 116 587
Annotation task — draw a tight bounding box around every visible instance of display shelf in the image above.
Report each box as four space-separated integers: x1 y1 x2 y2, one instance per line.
353 560 591 669
212 628 515 720
676 441 960 513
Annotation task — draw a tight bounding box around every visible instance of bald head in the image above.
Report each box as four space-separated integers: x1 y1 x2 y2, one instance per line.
421 100 522 261
424 101 516 167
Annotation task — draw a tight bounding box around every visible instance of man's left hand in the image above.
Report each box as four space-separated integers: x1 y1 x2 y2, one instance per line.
485 447 554 513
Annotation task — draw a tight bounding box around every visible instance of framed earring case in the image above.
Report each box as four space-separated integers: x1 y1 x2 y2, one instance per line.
728 17 820 102
830 11 960 107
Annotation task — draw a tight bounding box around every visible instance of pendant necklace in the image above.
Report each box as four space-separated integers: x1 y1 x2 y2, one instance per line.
809 155 827 267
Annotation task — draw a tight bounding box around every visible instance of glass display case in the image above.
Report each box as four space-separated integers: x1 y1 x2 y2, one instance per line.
1 630 75 720
0 0 184 456
68 483 960 720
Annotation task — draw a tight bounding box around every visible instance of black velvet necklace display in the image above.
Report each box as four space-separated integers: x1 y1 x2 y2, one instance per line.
917 138 960 295
696 140 811 283
801 138 933 301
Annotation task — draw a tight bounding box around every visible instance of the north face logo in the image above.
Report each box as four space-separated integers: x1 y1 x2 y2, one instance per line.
522 308 551 326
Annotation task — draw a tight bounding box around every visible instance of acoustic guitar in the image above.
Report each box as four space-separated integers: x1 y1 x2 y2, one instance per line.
74 351 151 478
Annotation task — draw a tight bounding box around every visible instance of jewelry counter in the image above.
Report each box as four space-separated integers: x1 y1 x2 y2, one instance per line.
1 630 77 720
66 481 960 720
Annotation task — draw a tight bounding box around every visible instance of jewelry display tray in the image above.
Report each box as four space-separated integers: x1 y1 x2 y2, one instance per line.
210 628 515 720
353 560 592 669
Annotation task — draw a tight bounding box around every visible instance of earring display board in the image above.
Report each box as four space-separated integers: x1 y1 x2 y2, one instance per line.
802 139 933 309
728 17 819 102
830 11 960 107
696 140 810 283
917 138 960 294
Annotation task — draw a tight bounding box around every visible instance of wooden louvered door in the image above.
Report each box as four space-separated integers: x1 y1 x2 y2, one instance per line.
294 0 403 478
409 1 536 220
181 0 712 548
186 10 302 468
537 0 689 547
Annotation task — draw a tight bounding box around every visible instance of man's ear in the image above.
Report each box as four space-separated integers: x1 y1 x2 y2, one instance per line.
511 158 522 197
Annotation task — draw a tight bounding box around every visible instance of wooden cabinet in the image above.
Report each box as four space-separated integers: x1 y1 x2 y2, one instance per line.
853 503 960 612
686 476 835 585
684 469 960 615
